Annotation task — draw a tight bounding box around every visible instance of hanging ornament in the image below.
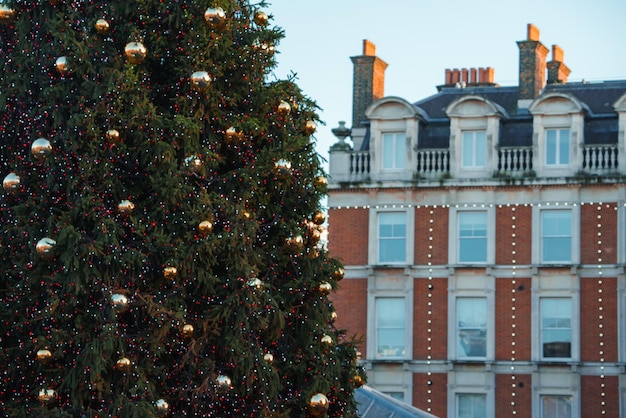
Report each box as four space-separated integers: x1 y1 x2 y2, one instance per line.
118 199 135 215
0 5 15 22
252 38 274 54
247 277 263 290
318 281 332 296
253 11 268 26
184 156 202 174
55 56 69 74
163 266 178 280
155 399 169 417
37 388 57 405
312 210 326 225
276 100 291 116
215 374 232 391
333 267 345 281
115 357 131 372
321 334 333 346
95 18 110 34
204 7 226 27
105 129 121 143
36 238 56 260
263 352 274 364
308 393 329 417
3 172 20 192
274 159 292 179
304 120 317 135
31 138 52 160
36 349 52 364
198 220 213 235
308 228 322 246
353 374 364 388
111 293 129 313
315 176 328 188
181 323 194 338
124 42 147 64
330 310 338 322
190 71 211 92
285 235 304 253
224 126 244 144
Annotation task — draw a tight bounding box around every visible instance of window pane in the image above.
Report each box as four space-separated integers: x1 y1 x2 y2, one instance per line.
459 212 487 262
379 213 406 263
475 131 486 166
546 130 557 165
458 394 486 418
395 135 405 169
457 298 487 358
559 131 570 164
541 298 572 358
382 134 394 169
462 132 474 167
377 298 405 358
382 133 405 169
542 395 572 418
541 210 571 262
462 131 486 168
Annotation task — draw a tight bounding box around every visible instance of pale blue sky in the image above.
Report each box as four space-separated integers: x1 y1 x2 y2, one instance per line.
267 0 626 165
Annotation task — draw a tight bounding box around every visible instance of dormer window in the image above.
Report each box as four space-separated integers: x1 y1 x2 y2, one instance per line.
462 131 487 168
382 133 406 170
545 128 570 166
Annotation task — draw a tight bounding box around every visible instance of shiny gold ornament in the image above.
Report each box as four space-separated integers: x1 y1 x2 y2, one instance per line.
304 120 317 135
36 238 56 260
163 266 178 280
247 277 263 290
321 334 333 346
330 310 338 322
0 5 16 22
204 7 226 27
95 18 110 34
274 159 292 178
105 129 120 142
276 100 291 116
215 374 232 390
115 357 131 372
31 138 52 159
315 176 328 188
318 281 332 296
263 352 274 364
253 11 268 26
285 235 304 253
155 399 169 417
224 126 244 143
55 56 69 74
308 393 329 417
111 293 129 313
333 267 345 281
181 323 194 338
190 71 212 92
312 210 326 225
3 172 20 192
308 228 322 245
38 388 57 404
184 155 202 174
353 374 364 388
36 349 52 363
198 220 213 235
118 199 135 215
252 38 274 54
124 42 147 64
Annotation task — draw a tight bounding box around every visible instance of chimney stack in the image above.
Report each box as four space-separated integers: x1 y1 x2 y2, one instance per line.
350 40 388 128
547 44 570 84
517 23 549 105
439 67 495 90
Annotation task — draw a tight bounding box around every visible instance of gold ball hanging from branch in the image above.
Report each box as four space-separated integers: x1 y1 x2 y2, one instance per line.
36 238 56 260
253 11 269 26
247 277 263 290
215 374 232 391
111 293 129 313
55 56 69 74
36 349 52 364
315 176 328 188
118 199 135 215
285 235 304 253
277 100 291 116
333 267 345 281
105 129 121 142
3 172 20 192
204 7 226 28
155 399 170 417
263 352 274 364
308 393 329 417
181 323 194 338
163 266 178 280
37 388 57 405
353 374 364 388
184 156 202 174
318 281 332 296
321 334 333 346
312 210 326 225
95 18 110 34
274 159 292 179
190 71 212 92
198 220 213 235
0 5 16 23
308 228 322 246
224 126 244 144
124 42 147 64
115 357 131 372
31 138 52 160
304 120 317 135
330 310 338 322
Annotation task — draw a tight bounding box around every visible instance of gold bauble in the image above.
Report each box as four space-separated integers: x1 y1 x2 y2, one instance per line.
276 100 291 116
105 129 121 142
31 138 52 159
321 334 333 346
204 7 226 27
333 267 345 281
36 238 56 260
124 42 147 64
55 56 69 74
247 277 263 290
330 310 337 322
3 172 20 192
36 349 52 363
118 199 135 215
353 374 364 388
215 374 232 390
181 323 194 338
253 11 268 26
308 393 329 417
190 71 211 92
318 281 332 296
312 210 326 225
163 266 178 280
285 235 304 253
0 5 16 22
198 220 213 234
38 388 57 404
309 228 322 245
155 399 169 417
111 293 129 313
95 18 110 34
274 159 292 178
115 357 131 372
304 120 317 135
315 176 328 188
252 38 274 54
184 155 202 174
263 352 274 364
224 126 244 144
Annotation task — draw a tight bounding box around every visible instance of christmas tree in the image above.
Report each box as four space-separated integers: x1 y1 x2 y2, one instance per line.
0 1 364 416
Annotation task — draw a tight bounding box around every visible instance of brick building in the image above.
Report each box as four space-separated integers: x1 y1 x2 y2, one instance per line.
327 25 626 418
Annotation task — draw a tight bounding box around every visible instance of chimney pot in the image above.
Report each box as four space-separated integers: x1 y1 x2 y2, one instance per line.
527 23 540 41
461 68 469 84
552 44 564 62
363 39 376 56
470 68 477 84
445 68 452 85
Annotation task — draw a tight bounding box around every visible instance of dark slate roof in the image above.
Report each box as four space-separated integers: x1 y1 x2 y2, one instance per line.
355 386 438 418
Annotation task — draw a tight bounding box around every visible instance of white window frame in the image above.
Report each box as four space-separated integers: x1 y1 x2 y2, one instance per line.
532 290 580 362
532 205 579 265
374 296 406 359
461 130 487 169
449 206 495 265
449 290 495 361
369 208 414 266
367 293 413 361
456 297 488 360
456 392 487 418
381 132 406 171
544 128 571 167
457 211 489 264
540 394 573 418
533 390 579 418
539 297 573 361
